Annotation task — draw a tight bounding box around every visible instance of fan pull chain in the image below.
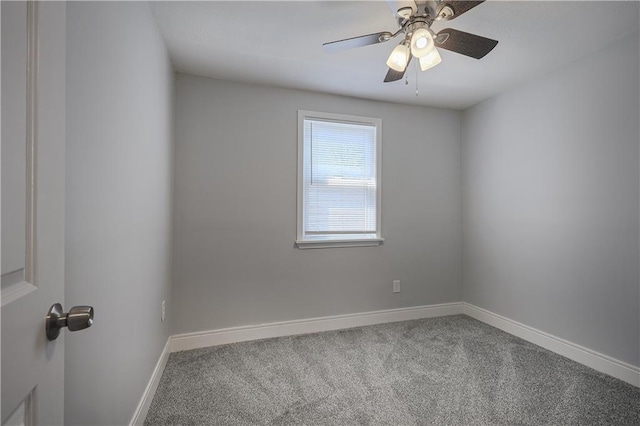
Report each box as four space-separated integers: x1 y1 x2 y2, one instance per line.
404 30 409 86
415 58 419 96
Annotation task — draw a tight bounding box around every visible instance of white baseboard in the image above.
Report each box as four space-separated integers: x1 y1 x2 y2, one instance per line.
130 339 171 426
463 303 640 387
169 302 464 353
133 301 638 425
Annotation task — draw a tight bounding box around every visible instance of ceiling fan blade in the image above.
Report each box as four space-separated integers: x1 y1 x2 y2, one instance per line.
323 31 393 53
383 55 413 82
436 1 485 21
383 68 405 83
435 28 498 59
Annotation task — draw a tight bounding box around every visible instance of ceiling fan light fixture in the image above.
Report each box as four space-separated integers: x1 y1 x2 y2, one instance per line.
437 5 454 20
386 42 410 72
419 48 442 71
396 6 413 19
410 27 434 58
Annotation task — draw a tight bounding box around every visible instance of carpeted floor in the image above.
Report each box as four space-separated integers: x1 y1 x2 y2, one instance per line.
145 315 640 425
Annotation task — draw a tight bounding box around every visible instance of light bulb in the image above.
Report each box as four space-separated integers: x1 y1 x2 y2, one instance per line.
386 43 409 72
419 48 442 71
410 27 434 58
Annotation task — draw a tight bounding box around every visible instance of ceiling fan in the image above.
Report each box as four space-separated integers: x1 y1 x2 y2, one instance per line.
322 0 498 83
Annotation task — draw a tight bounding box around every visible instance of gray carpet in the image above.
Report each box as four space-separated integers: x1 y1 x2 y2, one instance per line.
145 315 640 425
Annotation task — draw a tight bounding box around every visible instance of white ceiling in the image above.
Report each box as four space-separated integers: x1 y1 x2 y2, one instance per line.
149 1 639 110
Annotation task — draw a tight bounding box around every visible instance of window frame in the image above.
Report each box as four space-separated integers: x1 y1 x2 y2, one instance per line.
296 110 383 249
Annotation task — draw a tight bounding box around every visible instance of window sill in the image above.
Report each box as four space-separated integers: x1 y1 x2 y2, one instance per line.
295 238 384 250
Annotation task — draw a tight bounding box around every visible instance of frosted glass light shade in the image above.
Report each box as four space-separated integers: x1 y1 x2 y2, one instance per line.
386 44 409 72
410 28 434 58
419 48 442 71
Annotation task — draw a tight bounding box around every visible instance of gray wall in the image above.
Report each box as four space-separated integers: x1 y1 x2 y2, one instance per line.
462 32 640 367
65 2 173 424
172 74 462 334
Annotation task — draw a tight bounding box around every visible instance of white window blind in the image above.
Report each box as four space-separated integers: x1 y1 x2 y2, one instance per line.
297 111 382 248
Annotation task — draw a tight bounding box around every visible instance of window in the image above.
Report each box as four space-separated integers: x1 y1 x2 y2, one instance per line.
297 110 383 249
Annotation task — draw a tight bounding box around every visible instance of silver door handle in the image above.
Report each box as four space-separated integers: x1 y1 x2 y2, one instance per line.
45 303 94 341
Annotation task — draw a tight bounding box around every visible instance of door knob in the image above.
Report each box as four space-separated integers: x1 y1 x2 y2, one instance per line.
46 303 94 341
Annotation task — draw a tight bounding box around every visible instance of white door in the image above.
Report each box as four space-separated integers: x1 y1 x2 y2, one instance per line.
2 2 67 424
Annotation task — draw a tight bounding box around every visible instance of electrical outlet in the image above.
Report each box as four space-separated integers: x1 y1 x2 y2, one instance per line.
161 300 166 322
393 280 400 293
